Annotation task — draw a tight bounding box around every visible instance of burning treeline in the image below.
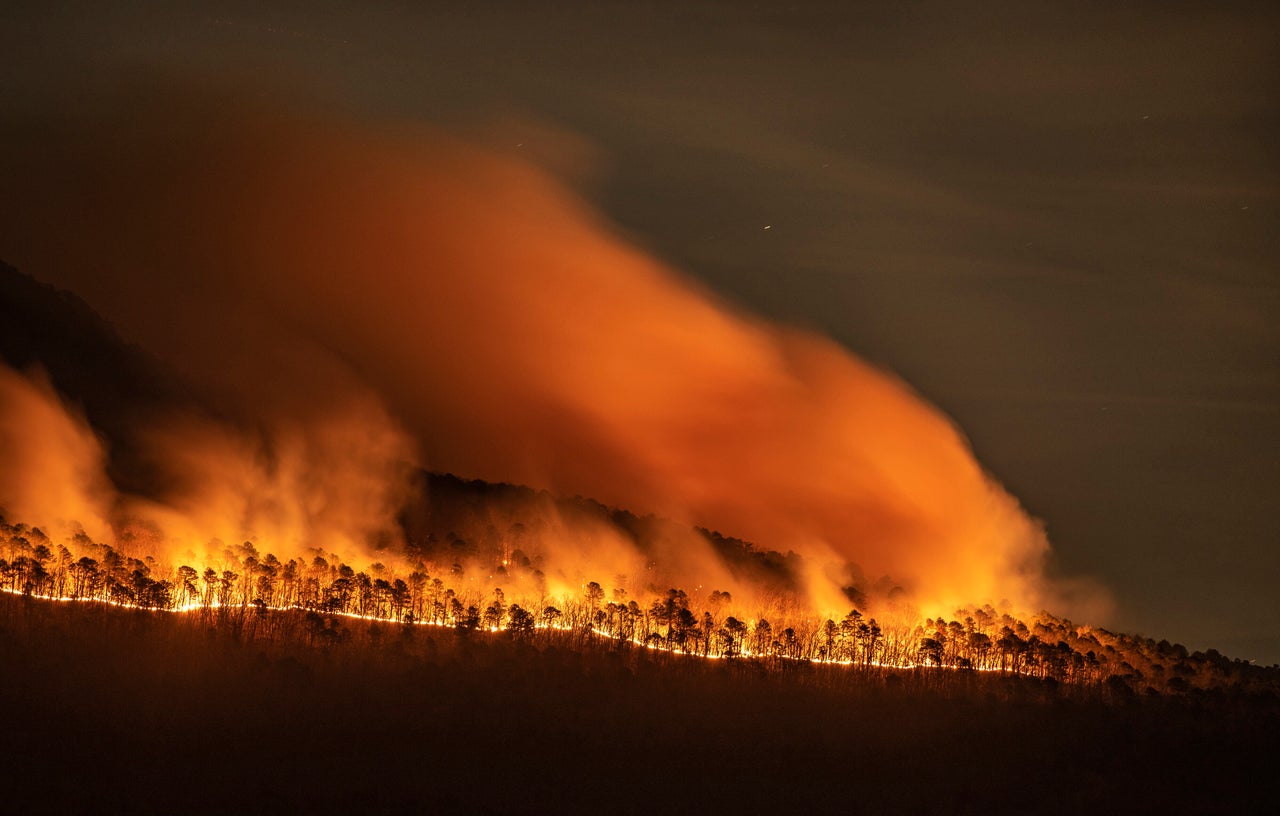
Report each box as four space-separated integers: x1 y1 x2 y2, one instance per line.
0 86 1099 635
2 512 1269 700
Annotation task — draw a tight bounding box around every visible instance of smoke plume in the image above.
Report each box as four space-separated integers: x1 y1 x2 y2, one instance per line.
0 366 114 544
0 87 1077 616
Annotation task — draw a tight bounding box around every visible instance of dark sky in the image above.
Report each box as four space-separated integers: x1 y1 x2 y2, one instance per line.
3 2 1277 661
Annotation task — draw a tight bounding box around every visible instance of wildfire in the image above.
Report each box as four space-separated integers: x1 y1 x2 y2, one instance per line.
0 515 1132 684
0 92 1103 625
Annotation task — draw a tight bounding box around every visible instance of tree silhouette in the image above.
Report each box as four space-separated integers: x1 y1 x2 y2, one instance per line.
506 604 535 639
541 605 562 628
457 605 481 632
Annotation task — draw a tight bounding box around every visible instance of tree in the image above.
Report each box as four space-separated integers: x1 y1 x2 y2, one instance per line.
996 627 1026 674
918 637 944 667
390 579 409 620
753 619 773 657
456 605 481 632
821 619 838 662
202 568 218 607
541 605 562 628
968 632 993 669
69 557 100 599
708 590 731 614
176 566 199 607
856 620 882 666
780 627 799 658
482 601 504 630
700 611 716 656
256 574 276 608
721 617 747 658
506 604 535 639
670 607 697 651
355 572 373 616
650 589 688 645
218 570 239 608
584 581 604 610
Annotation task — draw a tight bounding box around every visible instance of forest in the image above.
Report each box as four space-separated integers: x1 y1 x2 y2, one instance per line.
3 512 1276 704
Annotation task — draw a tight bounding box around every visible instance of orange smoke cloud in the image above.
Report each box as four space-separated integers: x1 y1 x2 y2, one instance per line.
0 365 113 543
126 393 415 567
0 88 1070 615
0 359 415 569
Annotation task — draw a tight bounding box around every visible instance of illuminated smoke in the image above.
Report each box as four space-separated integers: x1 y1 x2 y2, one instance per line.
0 359 414 568
0 365 114 543
0 88 1083 616
124 393 416 568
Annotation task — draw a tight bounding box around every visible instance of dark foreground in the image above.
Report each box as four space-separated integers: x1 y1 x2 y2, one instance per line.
1 594 1276 815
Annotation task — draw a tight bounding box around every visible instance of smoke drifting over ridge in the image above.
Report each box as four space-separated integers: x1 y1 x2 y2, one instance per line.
0 90 1082 615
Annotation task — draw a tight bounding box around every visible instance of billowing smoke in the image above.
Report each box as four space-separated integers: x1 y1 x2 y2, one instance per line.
0 358 414 570
0 87 1081 616
0 366 114 544
123 392 415 568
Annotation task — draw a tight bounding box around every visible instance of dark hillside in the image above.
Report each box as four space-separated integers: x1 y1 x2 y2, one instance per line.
2 593 1276 815
404 472 804 594
0 261 201 494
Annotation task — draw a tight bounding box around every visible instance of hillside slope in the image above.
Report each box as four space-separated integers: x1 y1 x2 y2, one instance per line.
1 592 1277 815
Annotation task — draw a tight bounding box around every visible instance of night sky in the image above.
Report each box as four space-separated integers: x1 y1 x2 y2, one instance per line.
3 2 1277 661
